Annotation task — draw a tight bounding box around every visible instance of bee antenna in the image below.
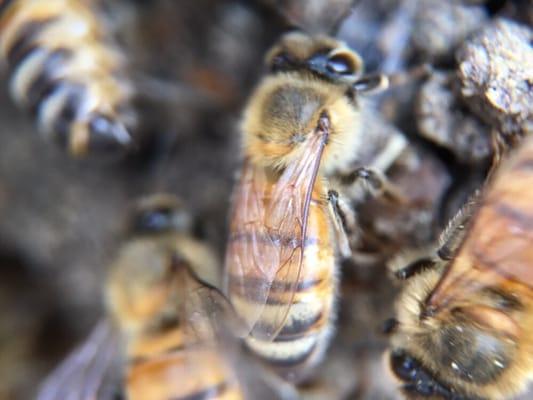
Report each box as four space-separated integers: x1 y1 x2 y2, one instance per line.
352 73 389 95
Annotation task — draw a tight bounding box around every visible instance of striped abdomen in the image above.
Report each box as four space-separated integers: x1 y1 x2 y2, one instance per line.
126 328 244 400
0 0 134 157
230 182 337 381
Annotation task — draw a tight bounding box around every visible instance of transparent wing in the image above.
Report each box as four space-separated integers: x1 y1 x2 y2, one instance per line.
182 261 247 341
180 258 300 400
224 163 277 334
152 265 245 400
262 131 327 339
225 123 329 340
36 320 120 400
428 140 533 312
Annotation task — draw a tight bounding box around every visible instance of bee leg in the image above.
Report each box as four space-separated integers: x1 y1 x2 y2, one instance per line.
436 194 478 261
352 65 431 96
327 190 355 258
390 194 479 281
391 254 437 281
340 167 407 204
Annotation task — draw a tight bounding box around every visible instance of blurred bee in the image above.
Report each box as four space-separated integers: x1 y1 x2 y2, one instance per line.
387 136 533 399
37 194 245 400
0 0 135 158
224 31 407 382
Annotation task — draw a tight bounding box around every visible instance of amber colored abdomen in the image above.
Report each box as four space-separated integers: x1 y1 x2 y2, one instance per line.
229 181 337 378
127 347 243 400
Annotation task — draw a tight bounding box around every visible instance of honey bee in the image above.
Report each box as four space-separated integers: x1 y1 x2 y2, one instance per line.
37 194 245 400
224 31 407 382
387 136 533 399
0 0 135 158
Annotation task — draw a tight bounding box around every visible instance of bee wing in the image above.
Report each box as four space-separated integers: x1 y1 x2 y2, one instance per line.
428 141 533 313
225 124 329 340
183 263 248 340
154 269 245 399
167 260 299 400
36 320 121 400
224 163 280 336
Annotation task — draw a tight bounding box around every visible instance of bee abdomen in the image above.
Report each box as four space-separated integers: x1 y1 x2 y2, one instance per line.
244 281 335 379
0 0 135 158
127 347 243 400
246 334 318 367
245 313 334 382
245 308 324 361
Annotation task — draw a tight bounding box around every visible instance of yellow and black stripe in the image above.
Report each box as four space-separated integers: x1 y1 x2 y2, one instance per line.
229 184 337 381
127 346 243 400
125 312 243 400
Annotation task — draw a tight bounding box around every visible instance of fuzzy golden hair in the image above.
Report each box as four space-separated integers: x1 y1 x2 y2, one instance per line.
241 32 367 174
390 264 533 399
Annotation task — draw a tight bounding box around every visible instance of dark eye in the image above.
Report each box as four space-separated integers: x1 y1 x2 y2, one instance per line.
270 52 291 72
390 352 452 397
391 352 418 381
133 207 174 233
326 54 355 76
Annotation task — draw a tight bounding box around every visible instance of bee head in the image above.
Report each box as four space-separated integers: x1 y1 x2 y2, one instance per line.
387 264 528 399
242 32 368 171
389 294 522 399
265 31 363 84
389 316 519 399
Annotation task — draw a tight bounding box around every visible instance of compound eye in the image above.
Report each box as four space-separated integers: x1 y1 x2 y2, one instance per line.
390 352 418 381
326 54 354 75
270 52 291 72
133 207 175 233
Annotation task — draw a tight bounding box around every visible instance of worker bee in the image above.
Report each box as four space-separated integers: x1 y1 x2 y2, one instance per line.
224 31 407 382
36 194 245 400
387 136 533 399
0 0 135 158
